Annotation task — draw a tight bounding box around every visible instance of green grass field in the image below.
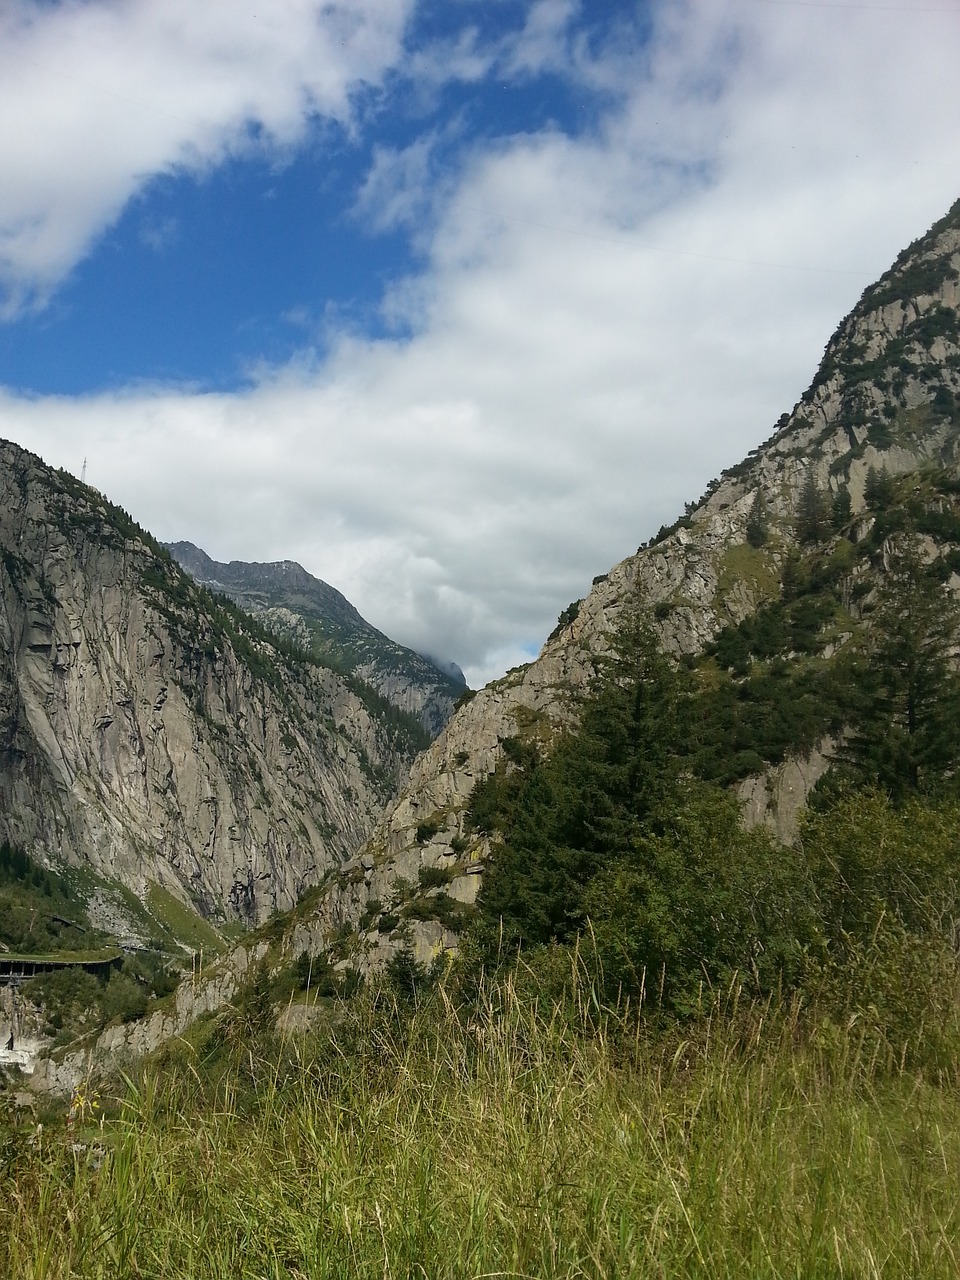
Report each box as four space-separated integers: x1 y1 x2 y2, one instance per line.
4 974 960 1279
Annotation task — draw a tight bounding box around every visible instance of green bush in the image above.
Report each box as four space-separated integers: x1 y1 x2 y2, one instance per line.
585 782 815 1014
100 973 149 1023
417 866 451 891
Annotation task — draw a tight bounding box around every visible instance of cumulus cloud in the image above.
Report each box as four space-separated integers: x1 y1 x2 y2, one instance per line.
0 0 413 313
3 0 960 685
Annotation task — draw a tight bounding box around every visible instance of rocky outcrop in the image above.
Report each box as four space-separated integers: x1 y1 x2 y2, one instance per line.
0 443 418 927
165 542 466 736
0 983 47 1075
290 199 960 969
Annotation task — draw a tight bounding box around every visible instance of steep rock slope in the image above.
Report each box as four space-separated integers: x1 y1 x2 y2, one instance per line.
293 198 960 971
165 542 466 737
0 444 419 927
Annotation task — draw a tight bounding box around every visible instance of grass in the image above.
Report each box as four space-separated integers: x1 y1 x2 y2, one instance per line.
715 541 781 611
4 975 960 1279
145 884 227 955
0 948 122 966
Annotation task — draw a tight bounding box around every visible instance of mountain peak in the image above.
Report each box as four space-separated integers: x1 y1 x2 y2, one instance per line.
164 541 466 734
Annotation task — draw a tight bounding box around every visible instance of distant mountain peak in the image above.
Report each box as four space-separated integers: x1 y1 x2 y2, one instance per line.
164 541 467 734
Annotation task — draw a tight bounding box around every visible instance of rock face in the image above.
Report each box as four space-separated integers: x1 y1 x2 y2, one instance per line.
0 983 46 1075
293 198 960 971
165 542 466 736
0 444 420 927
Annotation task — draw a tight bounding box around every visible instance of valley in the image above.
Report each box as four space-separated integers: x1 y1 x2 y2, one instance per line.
3 194 960 1280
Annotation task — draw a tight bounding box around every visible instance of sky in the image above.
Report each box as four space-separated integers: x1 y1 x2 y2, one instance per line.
1 1 959 687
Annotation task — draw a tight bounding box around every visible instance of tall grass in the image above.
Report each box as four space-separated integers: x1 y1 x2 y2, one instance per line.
4 975 960 1279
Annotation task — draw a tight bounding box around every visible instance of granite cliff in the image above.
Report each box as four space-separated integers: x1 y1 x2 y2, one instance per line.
0 445 422 932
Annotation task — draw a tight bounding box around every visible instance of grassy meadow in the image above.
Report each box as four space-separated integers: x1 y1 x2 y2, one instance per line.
4 970 960 1280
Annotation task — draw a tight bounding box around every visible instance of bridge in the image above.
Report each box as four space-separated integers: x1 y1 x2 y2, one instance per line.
0 949 124 984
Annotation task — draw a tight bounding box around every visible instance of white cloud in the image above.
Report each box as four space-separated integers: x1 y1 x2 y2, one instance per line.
354 133 449 237
402 1 580 100
3 0 960 685
404 27 493 97
138 214 179 254
500 0 580 78
0 0 413 313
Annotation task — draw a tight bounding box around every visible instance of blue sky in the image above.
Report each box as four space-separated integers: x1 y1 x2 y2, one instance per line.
1 2 615 394
2 0 960 684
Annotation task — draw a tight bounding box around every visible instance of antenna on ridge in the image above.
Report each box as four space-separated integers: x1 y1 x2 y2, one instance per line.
80 457 87 486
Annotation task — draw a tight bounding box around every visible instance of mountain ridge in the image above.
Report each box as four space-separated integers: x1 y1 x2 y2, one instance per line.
278 195 960 975
164 540 466 737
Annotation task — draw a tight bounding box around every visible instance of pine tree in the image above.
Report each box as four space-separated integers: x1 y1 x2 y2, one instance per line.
831 487 852 530
795 472 830 544
846 537 960 798
471 619 691 957
864 465 895 510
745 489 770 548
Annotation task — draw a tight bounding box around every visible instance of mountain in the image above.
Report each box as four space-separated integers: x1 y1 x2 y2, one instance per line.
0 444 427 935
279 197 960 975
164 541 466 736
21 196 960 1095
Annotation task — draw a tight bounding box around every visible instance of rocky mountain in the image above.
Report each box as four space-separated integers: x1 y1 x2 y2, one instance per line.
19 196 960 1097
0 445 426 934
164 541 466 737
280 197 960 974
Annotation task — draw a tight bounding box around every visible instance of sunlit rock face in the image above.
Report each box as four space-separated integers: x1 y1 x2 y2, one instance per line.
0 441 417 926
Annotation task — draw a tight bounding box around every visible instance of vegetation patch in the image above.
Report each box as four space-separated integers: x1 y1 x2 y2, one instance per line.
715 542 780 608
144 884 226 955
414 816 443 844
5 973 960 1278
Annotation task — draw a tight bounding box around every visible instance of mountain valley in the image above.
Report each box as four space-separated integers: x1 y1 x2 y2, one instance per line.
3 196 960 1097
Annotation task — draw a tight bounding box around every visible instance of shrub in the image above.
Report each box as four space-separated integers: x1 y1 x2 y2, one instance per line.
417 866 451 891
415 818 442 844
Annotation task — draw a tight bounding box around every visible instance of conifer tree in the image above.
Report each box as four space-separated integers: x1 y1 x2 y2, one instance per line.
846 537 960 798
796 472 830 544
831 487 852 530
745 489 770 548
471 619 691 958
864 465 895 510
